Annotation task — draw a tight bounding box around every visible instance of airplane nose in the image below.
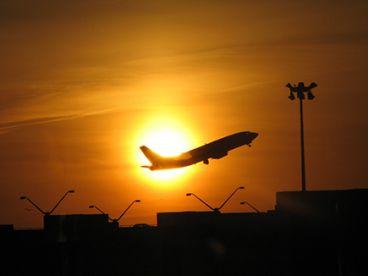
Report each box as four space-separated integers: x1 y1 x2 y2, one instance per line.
250 132 258 139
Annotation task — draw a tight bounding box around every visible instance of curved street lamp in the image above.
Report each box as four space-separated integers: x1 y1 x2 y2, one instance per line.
116 200 141 222
240 200 260 213
19 196 46 215
20 189 75 215
186 193 215 212
89 200 141 223
186 186 244 213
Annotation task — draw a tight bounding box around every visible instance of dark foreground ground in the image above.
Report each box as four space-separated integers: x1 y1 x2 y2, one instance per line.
1 189 367 276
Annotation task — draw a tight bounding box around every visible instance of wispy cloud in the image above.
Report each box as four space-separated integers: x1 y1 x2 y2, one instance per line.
0 109 117 135
0 115 77 133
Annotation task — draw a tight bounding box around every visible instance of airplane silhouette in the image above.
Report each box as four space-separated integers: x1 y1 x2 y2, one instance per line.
140 131 258 170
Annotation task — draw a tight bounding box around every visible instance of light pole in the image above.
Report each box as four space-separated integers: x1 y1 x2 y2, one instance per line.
20 189 75 215
286 82 317 191
48 190 75 215
186 186 244 213
240 201 260 213
116 200 141 222
89 200 141 223
19 196 46 215
186 193 215 212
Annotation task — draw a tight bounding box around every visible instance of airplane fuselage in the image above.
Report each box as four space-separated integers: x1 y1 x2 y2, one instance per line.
140 131 258 171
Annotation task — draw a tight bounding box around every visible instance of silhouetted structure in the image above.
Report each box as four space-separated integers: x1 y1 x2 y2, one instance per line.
0 224 14 232
43 214 115 242
2 189 367 276
286 82 317 191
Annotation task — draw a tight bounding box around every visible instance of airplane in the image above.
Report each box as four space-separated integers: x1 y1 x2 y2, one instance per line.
140 131 258 170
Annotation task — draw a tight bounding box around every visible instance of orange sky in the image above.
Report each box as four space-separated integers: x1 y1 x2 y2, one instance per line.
0 0 367 228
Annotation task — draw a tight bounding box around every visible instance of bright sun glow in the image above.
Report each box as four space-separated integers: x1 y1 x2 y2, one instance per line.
143 130 189 157
133 116 198 184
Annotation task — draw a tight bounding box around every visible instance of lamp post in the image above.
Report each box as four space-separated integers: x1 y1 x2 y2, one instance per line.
186 186 244 213
240 200 260 213
186 193 215 212
48 190 75 215
116 200 141 222
20 189 75 215
286 82 317 191
19 196 46 215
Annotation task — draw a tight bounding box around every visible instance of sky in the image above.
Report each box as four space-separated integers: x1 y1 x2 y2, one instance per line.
0 0 367 228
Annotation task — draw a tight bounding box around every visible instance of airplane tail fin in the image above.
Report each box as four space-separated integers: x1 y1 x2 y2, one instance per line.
140 146 162 166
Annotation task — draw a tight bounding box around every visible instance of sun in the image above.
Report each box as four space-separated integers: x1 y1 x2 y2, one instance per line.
133 116 198 184
142 130 189 157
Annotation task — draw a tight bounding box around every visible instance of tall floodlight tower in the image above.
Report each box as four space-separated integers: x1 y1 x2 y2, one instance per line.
286 82 317 191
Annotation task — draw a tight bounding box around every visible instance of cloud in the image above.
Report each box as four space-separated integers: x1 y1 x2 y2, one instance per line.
0 108 118 135
0 115 77 133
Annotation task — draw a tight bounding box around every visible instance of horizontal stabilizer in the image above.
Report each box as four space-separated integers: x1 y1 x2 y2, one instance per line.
140 146 162 164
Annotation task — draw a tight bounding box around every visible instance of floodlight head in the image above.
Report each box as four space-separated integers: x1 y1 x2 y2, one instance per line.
20 196 27 200
310 82 317 89
288 92 295 100
89 205 95 208
68 190 75 193
186 193 192 196
135 199 141 203
239 186 245 190
307 92 315 100
240 201 245 205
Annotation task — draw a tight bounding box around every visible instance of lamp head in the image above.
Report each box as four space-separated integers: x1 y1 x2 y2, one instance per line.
89 205 95 208
307 92 315 100
186 193 192 196
239 186 244 190
68 190 75 193
298 82 305 88
288 92 295 100
20 196 26 200
309 82 317 89
135 199 141 203
240 201 245 205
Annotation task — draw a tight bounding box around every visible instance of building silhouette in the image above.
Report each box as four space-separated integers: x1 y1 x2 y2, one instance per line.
1 189 367 275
